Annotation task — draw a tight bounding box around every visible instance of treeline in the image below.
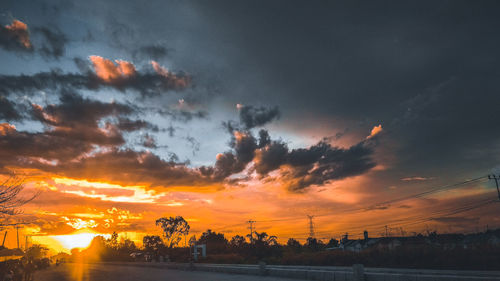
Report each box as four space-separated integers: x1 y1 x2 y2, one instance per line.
141 228 500 270
66 216 500 270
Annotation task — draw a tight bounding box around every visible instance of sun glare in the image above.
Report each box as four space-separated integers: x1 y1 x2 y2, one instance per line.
52 232 106 251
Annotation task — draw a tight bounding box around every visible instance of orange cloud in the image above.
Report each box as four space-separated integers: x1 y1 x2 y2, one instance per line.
367 124 383 139
89 56 137 82
151 60 190 88
4 19 31 49
0 123 16 136
62 217 99 230
52 177 164 203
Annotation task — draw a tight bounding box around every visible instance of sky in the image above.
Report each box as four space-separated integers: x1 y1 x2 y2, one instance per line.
0 0 500 253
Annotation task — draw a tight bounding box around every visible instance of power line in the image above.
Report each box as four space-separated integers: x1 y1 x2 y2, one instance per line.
200 175 495 239
252 176 488 224
254 191 499 240
211 222 248 232
312 195 498 239
395 198 497 229
315 176 488 218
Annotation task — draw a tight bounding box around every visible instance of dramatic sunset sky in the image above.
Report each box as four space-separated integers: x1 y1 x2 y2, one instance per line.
1 0 500 253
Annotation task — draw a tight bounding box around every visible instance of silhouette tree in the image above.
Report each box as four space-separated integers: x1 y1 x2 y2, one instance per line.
252 231 278 246
305 237 325 251
198 229 228 254
230 235 246 248
326 238 339 248
287 238 301 248
0 176 39 215
143 235 165 258
119 237 136 252
155 216 190 248
286 238 302 252
247 231 279 259
107 232 119 249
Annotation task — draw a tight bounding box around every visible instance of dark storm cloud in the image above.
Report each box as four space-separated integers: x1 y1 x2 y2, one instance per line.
200 131 258 180
0 92 143 170
34 148 216 190
199 126 376 191
0 59 190 98
157 108 208 122
239 105 280 129
27 91 197 148
253 140 288 175
31 91 133 128
0 96 22 121
257 129 271 148
188 0 500 181
116 117 159 132
212 101 375 190
389 73 500 175
254 138 376 192
0 122 92 163
34 26 68 59
132 45 168 61
0 93 220 190
222 105 280 134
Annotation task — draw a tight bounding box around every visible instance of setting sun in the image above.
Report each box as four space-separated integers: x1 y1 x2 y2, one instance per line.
33 231 110 253
53 232 103 251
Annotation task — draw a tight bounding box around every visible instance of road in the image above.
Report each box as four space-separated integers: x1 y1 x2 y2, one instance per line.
35 263 299 281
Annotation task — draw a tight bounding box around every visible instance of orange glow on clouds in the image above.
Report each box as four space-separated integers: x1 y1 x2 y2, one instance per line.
0 123 16 136
89 55 136 82
5 19 31 49
63 217 99 230
52 177 165 203
150 60 190 88
367 124 383 139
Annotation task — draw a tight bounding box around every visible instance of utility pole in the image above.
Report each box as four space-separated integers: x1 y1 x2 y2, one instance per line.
488 175 500 200
247 220 256 243
16 226 19 249
1 231 7 247
385 225 389 237
307 215 315 238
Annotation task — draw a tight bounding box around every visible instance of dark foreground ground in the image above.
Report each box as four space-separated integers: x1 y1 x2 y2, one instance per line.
34 263 300 281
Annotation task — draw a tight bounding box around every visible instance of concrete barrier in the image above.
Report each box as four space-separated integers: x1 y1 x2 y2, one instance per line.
353 264 365 281
100 262 500 281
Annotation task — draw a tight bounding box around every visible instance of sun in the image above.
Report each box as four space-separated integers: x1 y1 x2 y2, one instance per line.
54 232 98 250
32 230 111 253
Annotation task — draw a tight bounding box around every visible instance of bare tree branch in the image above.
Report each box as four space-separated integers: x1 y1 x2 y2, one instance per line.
0 176 40 216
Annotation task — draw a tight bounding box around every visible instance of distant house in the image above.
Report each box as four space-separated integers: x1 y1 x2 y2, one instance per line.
331 229 500 252
335 231 429 252
335 231 382 252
